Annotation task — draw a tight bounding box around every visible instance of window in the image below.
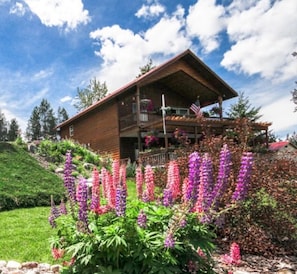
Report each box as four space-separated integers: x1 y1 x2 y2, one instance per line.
171 107 189 116
69 125 74 137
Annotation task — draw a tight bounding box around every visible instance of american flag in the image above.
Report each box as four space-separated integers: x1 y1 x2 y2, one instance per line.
190 102 201 117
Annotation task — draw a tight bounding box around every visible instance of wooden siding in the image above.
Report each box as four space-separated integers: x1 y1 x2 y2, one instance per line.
59 102 121 160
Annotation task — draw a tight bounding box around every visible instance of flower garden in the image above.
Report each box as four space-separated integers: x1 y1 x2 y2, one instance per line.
48 136 297 274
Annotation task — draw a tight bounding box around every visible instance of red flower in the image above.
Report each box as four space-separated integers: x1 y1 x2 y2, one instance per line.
51 248 65 260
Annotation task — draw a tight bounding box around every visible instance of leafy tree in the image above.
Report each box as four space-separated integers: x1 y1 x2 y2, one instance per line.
7 118 20 141
137 58 155 78
26 106 41 140
74 78 108 111
57 106 69 124
0 110 8 141
226 92 262 122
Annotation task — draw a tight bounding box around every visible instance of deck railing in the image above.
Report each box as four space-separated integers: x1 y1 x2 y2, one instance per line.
138 148 178 167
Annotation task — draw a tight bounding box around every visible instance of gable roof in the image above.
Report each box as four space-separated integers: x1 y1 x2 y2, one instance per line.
56 49 238 129
269 141 297 151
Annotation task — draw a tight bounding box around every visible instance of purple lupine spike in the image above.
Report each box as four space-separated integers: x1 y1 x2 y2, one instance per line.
232 152 253 201
64 151 76 202
59 200 67 215
77 177 89 227
210 144 232 206
195 153 213 214
49 196 60 228
115 183 127 217
163 188 173 207
179 218 187 228
186 151 201 202
200 153 214 212
137 210 147 228
164 233 175 248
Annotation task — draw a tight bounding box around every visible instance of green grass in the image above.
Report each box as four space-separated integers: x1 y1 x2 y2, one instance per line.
0 206 55 263
0 142 64 211
0 181 137 263
0 141 139 263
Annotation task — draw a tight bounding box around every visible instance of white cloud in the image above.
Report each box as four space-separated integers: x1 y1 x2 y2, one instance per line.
23 0 90 31
90 7 191 92
186 0 225 53
221 0 297 81
33 69 53 80
60 96 72 103
135 0 165 19
9 2 26 16
260 94 296 134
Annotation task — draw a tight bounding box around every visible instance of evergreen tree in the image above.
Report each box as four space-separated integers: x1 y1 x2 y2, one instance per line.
226 92 262 122
0 110 8 141
74 77 108 111
57 106 69 124
39 99 55 137
46 108 57 136
7 118 20 141
26 106 41 140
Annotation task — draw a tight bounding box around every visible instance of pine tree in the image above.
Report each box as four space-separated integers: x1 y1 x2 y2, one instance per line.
7 118 20 141
57 107 69 124
226 92 262 122
46 108 57 136
26 106 41 140
37 99 57 138
0 110 8 141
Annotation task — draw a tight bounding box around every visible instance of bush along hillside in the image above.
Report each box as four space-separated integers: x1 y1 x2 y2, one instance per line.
35 139 112 179
153 134 297 257
0 142 64 211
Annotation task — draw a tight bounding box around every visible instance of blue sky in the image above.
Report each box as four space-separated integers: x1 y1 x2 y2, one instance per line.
0 0 296 139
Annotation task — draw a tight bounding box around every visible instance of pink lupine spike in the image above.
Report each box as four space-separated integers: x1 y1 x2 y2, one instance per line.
167 160 181 200
104 171 115 208
90 168 101 214
143 164 155 202
120 164 127 191
112 159 120 188
136 166 143 199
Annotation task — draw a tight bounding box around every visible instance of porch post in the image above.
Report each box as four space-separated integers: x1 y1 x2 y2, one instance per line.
136 86 142 152
218 96 223 119
194 126 198 143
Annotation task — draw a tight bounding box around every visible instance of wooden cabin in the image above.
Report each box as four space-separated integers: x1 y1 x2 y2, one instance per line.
56 49 270 162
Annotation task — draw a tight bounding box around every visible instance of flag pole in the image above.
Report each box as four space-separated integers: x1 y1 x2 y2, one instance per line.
161 94 168 153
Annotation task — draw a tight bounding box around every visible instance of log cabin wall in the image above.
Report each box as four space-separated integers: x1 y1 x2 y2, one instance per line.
59 101 121 160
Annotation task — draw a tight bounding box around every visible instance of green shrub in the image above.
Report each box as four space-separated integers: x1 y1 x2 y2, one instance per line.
51 200 216 274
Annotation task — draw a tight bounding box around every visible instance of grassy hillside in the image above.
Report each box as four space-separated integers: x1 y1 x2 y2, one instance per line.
0 142 64 211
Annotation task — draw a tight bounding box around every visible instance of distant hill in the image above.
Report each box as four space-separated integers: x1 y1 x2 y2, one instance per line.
0 142 64 211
